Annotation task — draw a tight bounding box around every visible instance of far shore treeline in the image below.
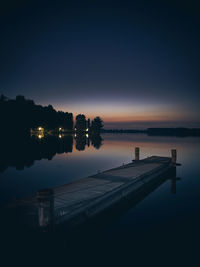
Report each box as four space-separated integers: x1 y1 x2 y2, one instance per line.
0 94 199 137
0 95 103 134
102 128 200 136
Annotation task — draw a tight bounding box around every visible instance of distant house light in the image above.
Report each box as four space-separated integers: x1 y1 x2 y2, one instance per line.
75 128 77 131
38 127 42 131
59 127 62 131
38 134 42 139
86 133 89 138
86 128 89 131
59 134 62 138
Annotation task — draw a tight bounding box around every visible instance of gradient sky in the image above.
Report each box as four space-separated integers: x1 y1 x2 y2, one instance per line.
1 0 200 128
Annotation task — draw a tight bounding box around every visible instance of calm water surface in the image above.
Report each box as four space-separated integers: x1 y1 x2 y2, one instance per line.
0 133 200 266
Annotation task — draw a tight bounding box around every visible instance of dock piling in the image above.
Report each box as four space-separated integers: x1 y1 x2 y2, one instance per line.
37 189 54 228
135 147 140 161
171 149 177 164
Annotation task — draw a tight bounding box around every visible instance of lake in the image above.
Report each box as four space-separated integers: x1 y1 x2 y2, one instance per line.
0 133 200 266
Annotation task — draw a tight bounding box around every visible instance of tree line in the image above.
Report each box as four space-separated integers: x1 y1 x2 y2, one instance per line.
0 95 103 134
75 114 103 135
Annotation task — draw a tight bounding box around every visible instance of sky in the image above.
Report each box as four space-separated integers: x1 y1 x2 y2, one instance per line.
0 0 200 129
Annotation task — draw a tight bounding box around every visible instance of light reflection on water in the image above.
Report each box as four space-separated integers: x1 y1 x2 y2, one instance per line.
0 133 200 265
0 133 200 205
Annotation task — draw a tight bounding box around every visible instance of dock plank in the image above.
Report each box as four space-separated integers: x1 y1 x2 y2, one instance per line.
8 156 174 229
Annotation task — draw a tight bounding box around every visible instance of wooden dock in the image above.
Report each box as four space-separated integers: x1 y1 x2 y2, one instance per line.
7 148 178 230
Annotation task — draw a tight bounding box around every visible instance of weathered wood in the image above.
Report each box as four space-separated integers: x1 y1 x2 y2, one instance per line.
36 189 54 227
7 155 176 230
135 147 140 161
171 149 177 164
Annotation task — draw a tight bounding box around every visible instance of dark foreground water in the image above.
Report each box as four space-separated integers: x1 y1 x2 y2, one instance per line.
0 133 200 266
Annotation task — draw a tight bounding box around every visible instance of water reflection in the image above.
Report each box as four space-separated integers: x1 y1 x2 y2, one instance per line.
75 133 103 151
0 133 199 267
0 133 103 173
75 134 87 151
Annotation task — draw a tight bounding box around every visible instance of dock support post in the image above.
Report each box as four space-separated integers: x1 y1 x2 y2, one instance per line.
171 149 177 164
37 189 54 228
135 147 140 161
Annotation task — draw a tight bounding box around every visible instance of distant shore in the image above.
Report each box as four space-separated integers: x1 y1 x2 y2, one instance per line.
101 128 200 137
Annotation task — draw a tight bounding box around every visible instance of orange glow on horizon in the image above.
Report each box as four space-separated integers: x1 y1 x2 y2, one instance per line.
71 112 183 124
54 101 197 126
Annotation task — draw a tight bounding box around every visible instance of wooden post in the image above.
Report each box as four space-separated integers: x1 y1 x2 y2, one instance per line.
171 149 177 164
135 147 140 161
37 189 54 228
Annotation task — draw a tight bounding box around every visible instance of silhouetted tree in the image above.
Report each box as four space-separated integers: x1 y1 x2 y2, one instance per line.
87 118 90 129
16 95 25 102
0 94 7 102
90 117 103 134
0 95 73 132
75 114 86 133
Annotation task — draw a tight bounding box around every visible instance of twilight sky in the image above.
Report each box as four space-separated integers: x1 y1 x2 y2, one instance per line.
1 0 200 129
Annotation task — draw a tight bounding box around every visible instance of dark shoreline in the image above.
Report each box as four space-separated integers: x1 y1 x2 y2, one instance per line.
101 127 200 137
